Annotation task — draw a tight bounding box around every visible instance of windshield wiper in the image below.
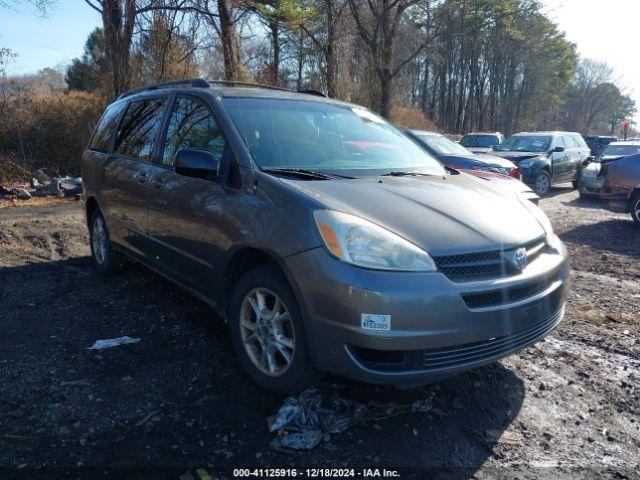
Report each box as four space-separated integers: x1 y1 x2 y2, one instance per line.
381 171 435 177
262 168 354 180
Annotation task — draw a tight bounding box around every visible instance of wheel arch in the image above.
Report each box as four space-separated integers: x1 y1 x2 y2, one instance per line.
85 196 100 228
223 246 305 318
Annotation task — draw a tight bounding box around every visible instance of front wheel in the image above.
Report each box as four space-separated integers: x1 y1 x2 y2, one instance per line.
533 171 552 196
228 264 323 394
631 191 640 227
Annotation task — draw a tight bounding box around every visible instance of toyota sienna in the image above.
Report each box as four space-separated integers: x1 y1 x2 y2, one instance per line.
81 79 569 394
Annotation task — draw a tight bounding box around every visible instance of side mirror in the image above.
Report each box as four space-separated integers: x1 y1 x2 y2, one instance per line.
583 156 594 166
175 148 220 178
491 145 497 151
551 146 565 153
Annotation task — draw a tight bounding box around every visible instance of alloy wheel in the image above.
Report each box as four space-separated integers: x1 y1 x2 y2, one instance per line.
239 287 295 377
92 216 108 265
535 174 550 195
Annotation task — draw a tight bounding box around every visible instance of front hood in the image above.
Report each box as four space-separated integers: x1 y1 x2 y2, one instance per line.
491 151 543 163
283 174 545 255
440 153 514 168
464 170 533 194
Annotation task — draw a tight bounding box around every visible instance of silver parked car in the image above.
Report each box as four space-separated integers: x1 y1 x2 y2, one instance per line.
579 141 640 197
82 79 569 393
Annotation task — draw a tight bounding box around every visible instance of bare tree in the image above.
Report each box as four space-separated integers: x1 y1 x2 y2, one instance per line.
347 0 429 117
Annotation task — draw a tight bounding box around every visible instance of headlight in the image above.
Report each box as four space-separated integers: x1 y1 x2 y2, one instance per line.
517 194 558 248
313 210 437 271
518 160 534 168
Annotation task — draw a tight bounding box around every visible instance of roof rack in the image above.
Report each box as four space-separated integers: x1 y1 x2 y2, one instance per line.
207 79 291 92
116 78 328 100
117 78 210 99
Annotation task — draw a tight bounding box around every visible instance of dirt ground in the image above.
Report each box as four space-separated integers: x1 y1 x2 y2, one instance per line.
1 187 639 480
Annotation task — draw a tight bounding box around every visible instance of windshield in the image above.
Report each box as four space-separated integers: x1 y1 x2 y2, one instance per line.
222 98 445 176
417 134 470 155
496 135 551 153
460 134 499 148
600 144 640 159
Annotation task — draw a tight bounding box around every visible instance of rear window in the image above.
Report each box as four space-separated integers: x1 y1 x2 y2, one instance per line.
89 102 127 153
460 135 499 148
115 97 168 161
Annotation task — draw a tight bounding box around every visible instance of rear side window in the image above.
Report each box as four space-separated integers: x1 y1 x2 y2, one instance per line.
574 136 588 149
115 97 168 161
565 136 580 148
161 96 226 167
89 102 126 153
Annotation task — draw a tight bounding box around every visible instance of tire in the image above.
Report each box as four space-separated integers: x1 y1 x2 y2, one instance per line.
631 191 640 227
89 209 127 275
533 171 552 196
228 264 322 394
572 179 579 189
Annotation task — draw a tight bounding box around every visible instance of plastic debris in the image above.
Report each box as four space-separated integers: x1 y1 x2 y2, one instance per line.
11 188 31 199
34 169 51 184
268 388 433 450
87 336 140 350
34 176 82 197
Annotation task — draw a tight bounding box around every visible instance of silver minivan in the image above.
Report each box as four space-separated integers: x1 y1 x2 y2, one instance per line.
82 80 569 393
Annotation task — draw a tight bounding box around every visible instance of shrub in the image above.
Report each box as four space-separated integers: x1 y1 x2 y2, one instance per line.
389 106 438 131
0 90 105 179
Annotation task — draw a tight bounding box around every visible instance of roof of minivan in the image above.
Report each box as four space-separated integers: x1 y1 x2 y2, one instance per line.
119 85 354 107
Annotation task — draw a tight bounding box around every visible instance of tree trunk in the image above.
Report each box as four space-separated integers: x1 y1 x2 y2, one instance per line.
324 0 337 97
269 19 280 84
101 0 136 99
217 0 242 80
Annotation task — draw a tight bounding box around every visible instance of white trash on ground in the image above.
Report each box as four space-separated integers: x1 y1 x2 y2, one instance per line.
268 387 434 450
87 336 140 350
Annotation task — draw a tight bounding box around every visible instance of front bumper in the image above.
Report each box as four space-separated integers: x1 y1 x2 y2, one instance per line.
521 168 537 184
579 177 605 196
284 240 570 386
601 184 633 212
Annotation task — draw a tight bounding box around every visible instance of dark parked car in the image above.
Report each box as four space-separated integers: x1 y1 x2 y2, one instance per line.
406 130 520 178
82 79 569 393
600 153 640 226
459 132 505 154
584 135 618 156
492 132 590 196
579 141 640 197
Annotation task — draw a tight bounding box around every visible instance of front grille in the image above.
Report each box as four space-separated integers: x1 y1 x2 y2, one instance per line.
462 277 552 309
421 307 563 370
433 238 546 281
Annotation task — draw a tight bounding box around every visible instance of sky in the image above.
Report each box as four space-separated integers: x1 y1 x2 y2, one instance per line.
542 0 640 123
0 0 638 121
0 0 101 75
